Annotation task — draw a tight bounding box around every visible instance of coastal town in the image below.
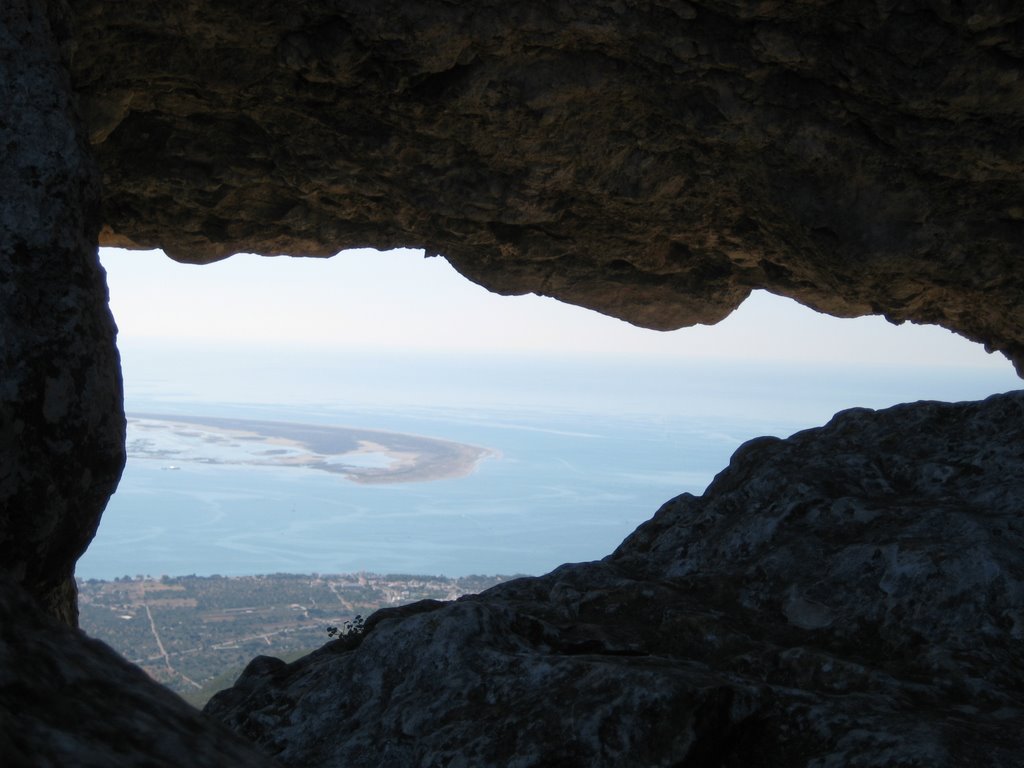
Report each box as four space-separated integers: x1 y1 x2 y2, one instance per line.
78 572 513 706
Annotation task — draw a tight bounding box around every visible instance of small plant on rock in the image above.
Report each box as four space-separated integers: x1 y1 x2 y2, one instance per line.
326 614 365 639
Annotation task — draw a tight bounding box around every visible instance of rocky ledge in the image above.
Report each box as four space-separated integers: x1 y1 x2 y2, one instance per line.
205 391 1024 766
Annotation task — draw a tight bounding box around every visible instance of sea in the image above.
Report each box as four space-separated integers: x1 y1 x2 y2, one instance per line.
76 344 1022 580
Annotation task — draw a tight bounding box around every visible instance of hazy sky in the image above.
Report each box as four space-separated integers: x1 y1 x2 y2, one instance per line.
99 246 1014 371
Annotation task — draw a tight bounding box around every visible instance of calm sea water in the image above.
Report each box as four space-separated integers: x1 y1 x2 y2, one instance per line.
76 347 1021 579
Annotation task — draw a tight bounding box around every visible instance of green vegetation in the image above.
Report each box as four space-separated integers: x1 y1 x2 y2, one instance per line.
326 613 365 640
78 572 513 707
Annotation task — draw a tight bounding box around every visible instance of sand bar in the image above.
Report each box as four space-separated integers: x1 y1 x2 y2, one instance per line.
126 413 496 484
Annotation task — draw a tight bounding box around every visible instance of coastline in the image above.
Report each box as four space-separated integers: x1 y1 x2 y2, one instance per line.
127 413 496 484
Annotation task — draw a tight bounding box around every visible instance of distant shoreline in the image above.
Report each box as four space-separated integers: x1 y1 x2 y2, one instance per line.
126 413 497 484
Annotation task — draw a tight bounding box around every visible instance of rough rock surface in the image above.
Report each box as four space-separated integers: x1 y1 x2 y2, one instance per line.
69 0 1024 371
0 576 279 768
206 392 1024 767
0 0 125 624
2 2 1024 765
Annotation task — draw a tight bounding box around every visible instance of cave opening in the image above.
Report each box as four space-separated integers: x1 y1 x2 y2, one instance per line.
73 245 1022 705
78 245 1020 582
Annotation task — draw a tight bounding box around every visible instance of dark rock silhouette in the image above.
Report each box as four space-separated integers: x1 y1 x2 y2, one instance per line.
1 0 124 624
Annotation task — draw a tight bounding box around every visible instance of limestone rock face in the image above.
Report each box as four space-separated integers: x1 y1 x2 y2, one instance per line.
68 0 1024 371
0 0 125 624
205 392 1024 767
0 577 279 768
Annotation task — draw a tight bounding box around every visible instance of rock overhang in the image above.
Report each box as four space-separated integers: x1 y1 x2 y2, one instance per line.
67 0 1024 373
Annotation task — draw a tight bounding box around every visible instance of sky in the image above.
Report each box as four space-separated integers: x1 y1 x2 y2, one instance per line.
100 246 1016 370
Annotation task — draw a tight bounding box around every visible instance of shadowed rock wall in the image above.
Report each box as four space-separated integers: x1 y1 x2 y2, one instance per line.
0 0 124 624
69 0 1024 371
